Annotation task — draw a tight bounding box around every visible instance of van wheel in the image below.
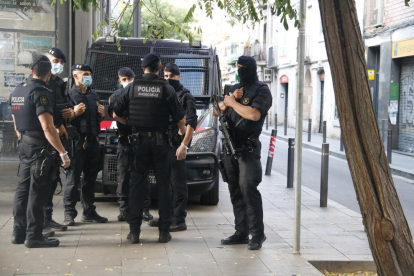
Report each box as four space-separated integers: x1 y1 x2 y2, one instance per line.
200 169 219 205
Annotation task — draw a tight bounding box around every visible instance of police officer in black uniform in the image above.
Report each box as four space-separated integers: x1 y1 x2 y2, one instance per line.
114 53 186 244
148 63 197 231
10 55 71 248
215 56 272 250
108 67 153 222
42 47 75 232
63 64 108 226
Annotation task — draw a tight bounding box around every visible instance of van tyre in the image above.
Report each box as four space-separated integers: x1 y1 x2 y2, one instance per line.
200 170 219 205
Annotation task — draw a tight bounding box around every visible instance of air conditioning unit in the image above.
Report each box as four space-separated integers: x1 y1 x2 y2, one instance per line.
264 69 273 83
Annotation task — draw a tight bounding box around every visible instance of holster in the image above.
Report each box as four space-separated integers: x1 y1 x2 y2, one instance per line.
32 149 57 178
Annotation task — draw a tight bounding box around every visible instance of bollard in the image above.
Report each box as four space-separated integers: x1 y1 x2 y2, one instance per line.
340 135 344 152
284 115 288 136
308 119 312 142
322 121 327 143
275 114 278 127
387 129 392 164
265 129 277 175
287 138 295 188
266 116 269 130
320 143 329 207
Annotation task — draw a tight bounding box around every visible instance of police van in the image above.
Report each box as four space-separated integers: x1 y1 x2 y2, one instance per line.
85 37 221 205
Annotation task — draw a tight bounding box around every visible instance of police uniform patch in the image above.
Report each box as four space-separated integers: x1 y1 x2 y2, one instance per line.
40 96 48 105
242 98 250 105
134 84 163 99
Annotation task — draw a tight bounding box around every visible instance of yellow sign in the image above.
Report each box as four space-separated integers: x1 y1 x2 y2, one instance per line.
368 70 375 80
392 38 414 58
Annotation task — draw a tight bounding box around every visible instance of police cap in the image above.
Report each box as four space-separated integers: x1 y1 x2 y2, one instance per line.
48 47 66 63
118 67 136 78
164 63 180 75
237 56 257 68
31 55 51 70
142 52 161 67
71 63 93 73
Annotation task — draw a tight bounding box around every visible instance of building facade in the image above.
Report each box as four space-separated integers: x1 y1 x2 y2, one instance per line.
364 0 414 152
265 0 365 138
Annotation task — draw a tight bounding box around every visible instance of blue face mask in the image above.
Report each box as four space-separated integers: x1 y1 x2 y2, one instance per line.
82 75 92 87
51 63 64 76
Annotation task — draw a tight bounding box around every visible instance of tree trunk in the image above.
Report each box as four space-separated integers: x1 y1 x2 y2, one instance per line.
318 0 414 275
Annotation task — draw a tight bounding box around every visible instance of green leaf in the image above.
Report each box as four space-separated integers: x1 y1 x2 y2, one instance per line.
138 1 143 7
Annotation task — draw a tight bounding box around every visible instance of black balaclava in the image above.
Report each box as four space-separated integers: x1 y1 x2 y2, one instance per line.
165 63 181 91
167 79 181 90
237 55 258 86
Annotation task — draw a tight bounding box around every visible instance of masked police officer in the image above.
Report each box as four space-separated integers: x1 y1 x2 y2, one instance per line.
108 67 153 222
10 55 71 248
42 47 74 232
148 63 197 231
113 53 186 244
63 64 108 226
214 56 272 250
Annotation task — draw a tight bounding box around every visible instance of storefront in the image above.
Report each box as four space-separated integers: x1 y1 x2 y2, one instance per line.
393 38 414 153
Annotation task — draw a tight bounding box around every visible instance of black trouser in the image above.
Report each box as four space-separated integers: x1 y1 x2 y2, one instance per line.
171 146 188 224
13 140 53 240
221 140 264 237
116 141 151 214
64 137 100 218
43 177 58 221
44 138 70 220
128 136 172 232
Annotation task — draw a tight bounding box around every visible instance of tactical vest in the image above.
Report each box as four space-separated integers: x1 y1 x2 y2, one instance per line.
69 88 101 136
47 76 68 127
127 77 170 129
10 81 48 132
228 81 268 140
176 86 191 107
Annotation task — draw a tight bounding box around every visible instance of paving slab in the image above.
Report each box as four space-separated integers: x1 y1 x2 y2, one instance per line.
0 157 377 276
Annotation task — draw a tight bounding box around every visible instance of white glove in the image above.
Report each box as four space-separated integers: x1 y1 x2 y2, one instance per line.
60 151 71 169
176 143 188 161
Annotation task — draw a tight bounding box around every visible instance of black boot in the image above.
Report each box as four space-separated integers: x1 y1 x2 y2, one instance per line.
247 235 266 250
128 232 140 244
148 218 159 227
24 236 60 248
143 210 153 221
221 234 249 245
44 219 68 231
158 231 171 243
11 232 25 244
64 214 75 226
82 211 108 223
118 212 127 222
170 222 187 232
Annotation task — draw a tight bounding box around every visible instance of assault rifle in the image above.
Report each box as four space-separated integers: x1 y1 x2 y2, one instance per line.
210 95 236 158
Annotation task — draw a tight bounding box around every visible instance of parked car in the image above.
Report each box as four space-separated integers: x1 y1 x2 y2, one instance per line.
86 37 222 205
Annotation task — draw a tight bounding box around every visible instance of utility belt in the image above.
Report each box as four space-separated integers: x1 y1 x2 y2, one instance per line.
128 131 167 146
78 134 99 143
222 135 259 155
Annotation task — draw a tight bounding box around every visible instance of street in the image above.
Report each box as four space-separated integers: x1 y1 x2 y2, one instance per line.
259 135 414 232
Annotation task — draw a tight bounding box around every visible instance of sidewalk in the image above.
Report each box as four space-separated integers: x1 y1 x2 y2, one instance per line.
262 125 414 180
0 159 374 276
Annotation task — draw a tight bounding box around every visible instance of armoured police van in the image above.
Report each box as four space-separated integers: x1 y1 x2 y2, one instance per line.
85 37 221 205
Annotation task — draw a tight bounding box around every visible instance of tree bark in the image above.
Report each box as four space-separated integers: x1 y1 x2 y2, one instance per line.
318 0 414 275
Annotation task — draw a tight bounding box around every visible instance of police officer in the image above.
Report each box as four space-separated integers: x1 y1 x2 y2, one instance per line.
214 56 272 250
148 63 197 231
108 67 153 222
63 64 108 226
114 53 186 244
42 47 76 232
10 55 71 248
